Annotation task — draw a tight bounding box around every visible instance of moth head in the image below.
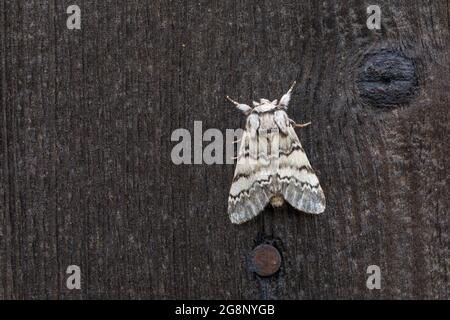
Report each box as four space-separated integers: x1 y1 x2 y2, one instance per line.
252 99 278 109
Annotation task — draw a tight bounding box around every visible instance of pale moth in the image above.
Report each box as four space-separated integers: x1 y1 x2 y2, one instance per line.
227 81 326 224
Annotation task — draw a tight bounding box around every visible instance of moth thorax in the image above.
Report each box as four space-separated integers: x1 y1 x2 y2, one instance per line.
270 195 285 208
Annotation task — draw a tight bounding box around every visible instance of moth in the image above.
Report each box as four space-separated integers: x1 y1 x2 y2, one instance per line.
227 81 326 224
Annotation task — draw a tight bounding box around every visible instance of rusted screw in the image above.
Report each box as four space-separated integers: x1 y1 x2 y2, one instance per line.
251 244 281 277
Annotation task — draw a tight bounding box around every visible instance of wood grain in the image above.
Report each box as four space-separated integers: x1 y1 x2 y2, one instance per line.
0 0 448 299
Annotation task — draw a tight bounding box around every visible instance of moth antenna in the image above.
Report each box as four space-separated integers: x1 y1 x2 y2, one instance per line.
287 81 297 93
294 121 311 128
226 96 239 105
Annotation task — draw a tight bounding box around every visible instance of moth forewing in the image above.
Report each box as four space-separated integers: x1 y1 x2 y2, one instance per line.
278 127 326 214
228 131 271 224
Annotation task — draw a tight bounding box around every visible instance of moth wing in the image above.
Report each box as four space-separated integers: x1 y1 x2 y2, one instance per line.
228 131 272 224
278 126 326 214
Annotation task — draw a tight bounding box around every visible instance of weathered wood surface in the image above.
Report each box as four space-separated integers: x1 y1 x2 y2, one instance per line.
0 0 448 299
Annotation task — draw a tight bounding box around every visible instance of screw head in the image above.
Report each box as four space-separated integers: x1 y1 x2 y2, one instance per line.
252 244 281 277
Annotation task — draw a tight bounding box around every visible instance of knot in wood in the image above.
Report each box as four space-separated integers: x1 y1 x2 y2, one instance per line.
357 49 418 108
251 244 281 277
